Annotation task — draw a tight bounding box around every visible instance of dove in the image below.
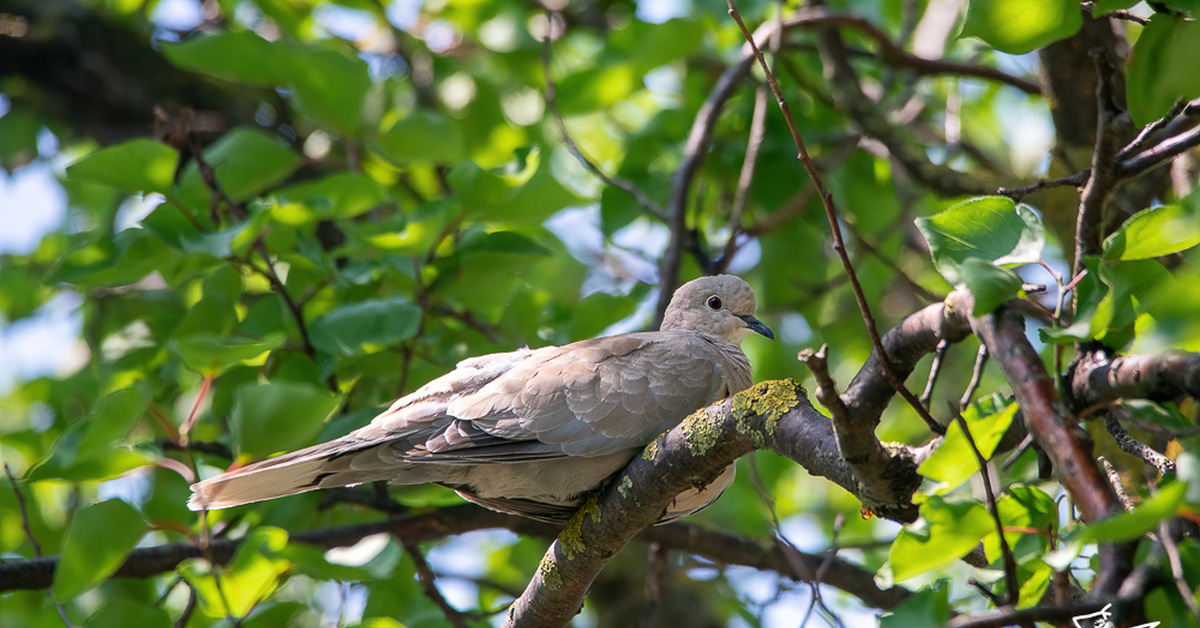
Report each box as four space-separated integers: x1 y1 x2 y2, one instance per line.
188 274 773 522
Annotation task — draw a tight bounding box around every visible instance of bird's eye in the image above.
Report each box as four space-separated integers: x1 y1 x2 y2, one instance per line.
707 295 722 310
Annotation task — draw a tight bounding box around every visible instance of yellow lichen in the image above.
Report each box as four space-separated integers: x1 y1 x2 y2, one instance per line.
617 476 635 499
537 554 562 590
730 380 803 447
559 493 601 560
681 407 722 456
641 438 660 462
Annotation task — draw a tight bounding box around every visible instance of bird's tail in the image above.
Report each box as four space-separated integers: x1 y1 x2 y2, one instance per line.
187 437 396 510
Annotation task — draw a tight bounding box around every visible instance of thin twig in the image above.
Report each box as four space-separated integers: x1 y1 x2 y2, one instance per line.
179 374 212 446
1000 433 1034 472
960 344 990 411
719 83 770 273
727 0 944 434
950 406 1020 606
638 543 668 628
1097 456 1136 512
402 539 471 628
967 577 1004 607
2 464 81 625
5 463 44 559
1121 122 1200 180
1118 97 1190 160
841 218 944 303
188 136 323 366
798 345 850 423
997 170 1091 202
1103 412 1176 476
540 12 666 222
1159 519 1200 623
920 339 950 408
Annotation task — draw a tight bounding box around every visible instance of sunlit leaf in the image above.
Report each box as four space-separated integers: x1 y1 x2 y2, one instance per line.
918 400 1018 492
179 527 291 619
1083 481 1187 542
65 139 179 194
878 580 951 628
170 332 286 376
52 499 147 600
375 110 465 165
1127 15 1200 125
163 31 284 85
309 298 423 357
961 0 1082 54
1102 203 1200 262
890 495 994 581
230 381 341 457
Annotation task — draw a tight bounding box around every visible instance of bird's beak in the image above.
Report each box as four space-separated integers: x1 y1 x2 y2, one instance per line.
738 315 774 340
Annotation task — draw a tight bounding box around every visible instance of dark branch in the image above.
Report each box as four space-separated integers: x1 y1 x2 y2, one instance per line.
504 379 923 627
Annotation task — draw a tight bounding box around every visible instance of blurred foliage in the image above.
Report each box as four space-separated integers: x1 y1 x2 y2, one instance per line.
2 0 1200 626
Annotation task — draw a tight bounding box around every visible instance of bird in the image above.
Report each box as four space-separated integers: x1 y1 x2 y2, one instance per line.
188 274 773 522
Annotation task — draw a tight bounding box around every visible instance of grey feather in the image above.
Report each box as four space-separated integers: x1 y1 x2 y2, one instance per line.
188 275 771 522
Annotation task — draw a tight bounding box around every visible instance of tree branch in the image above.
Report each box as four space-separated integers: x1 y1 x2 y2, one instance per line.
504 379 923 626
960 292 1135 597
1069 346 1200 407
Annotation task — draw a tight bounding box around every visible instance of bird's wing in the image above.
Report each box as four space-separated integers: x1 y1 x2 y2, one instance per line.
189 333 731 509
187 347 537 509
427 331 727 459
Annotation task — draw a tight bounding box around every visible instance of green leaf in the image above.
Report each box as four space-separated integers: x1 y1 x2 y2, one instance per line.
985 485 1057 564
1089 259 1172 347
52 228 175 287
1102 203 1200 262
28 387 152 482
285 46 373 136
230 381 341 457
87 600 172 628
609 19 704 72
1127 16 1200 125
879 580 951 628
1121 399 1194 431
1083 481 1187 542
374 110 466 165
960 0 1083 55
274 173 387 222
180 527 291 619
556 65 638 116
65 139 179 194
918 400 1019 491
52 499 147 601
1092 0 1140 14
170 332 286 376
459 231 552 257
176 128 301 204
890 495 994 581
447 148 541 213
309 298 423 357
1016 561 1053 608
1039 256 1106 344
162 31 284 85
959 258 1024 315
916 196 1044 284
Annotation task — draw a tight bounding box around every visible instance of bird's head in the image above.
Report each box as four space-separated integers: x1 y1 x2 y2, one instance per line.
661 275 774 344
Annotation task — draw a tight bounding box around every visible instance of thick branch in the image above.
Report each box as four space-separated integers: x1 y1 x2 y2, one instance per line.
0 487 909 611
1069 346 1200 407
784 9 1040 95
840 293 974 425
960 292 1134 596
505 380 922 627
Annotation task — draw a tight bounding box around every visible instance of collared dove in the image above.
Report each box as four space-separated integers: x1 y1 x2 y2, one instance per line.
188 274 772 522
